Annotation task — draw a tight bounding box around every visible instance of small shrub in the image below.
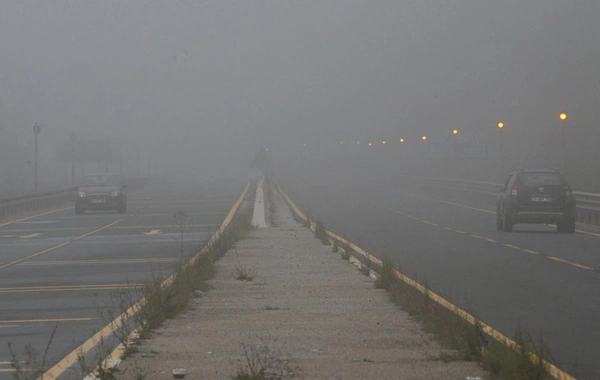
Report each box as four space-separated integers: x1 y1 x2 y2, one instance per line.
359 263 371 276
233 340 297 380
8 325 57 380
331 240 339 253
482 326 552 380
234 265 256 282
374 256 395 290
340 248 351 260
313 220 329 245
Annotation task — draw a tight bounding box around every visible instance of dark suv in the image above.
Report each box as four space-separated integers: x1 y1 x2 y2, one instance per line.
496 169 576 233
76 174 127 214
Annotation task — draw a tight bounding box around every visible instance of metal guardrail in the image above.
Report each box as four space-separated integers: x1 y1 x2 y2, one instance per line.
0 188 76 219
394 176 600 226
0 178 153 220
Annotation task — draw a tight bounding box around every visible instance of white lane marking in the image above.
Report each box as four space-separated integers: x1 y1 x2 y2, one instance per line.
143 229 162 236
15 221 58 224
19 233 42 239
0 233 42 239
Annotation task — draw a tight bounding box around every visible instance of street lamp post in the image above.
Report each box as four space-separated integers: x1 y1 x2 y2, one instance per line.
496 122 505 175
70 132 77 187
559 113 568 173
33 123 41 192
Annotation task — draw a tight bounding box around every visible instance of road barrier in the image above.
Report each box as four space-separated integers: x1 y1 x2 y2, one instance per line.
393 176 600 226
0 188 75 219
0 178 153 220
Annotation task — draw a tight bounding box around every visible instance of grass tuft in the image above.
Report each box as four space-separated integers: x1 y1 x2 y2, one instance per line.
233 339 297 380
234 265 256 281
313 220 329 245
8 325 58 380
374 256 395 290
482 326 552 380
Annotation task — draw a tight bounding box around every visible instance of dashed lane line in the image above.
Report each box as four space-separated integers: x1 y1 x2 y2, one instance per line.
387 207 596 272
548 256 594 270
409 193 600 237
0 318 93 324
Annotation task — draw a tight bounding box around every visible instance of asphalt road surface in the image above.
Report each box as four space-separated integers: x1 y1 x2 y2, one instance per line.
0 178 246 380
278 166 600 380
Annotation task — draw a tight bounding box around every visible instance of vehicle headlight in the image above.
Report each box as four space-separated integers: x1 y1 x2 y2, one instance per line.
78 191 87 198
111 190 120 197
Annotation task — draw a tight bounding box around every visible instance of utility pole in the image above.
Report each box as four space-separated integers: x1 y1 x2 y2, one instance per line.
119 143 123 175
33 123 41 192
136 148 141 178
70 132 77 187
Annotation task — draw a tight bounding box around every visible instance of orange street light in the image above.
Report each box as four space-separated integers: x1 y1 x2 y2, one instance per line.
559 112 567 121
422 135 427 141
356 141 360 145
497 122 504 129
368 143 372 147
453 129 458 135
399 138 405 143
382 140 387 145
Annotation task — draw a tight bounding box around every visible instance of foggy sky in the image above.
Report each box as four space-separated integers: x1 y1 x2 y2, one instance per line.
1 1 599 175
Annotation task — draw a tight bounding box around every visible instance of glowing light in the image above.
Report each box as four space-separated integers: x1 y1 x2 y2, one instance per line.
422 135 427 141
559 113 567 121
497 122 504 129
368 143 372 147
453 129 458 135
399 138 405 143
382 140 387 145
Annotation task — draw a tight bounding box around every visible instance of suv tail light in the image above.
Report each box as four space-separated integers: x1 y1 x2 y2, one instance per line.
511 185 518 197
565 187 572 197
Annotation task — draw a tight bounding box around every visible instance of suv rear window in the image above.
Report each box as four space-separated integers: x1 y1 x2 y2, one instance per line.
522 172 562 187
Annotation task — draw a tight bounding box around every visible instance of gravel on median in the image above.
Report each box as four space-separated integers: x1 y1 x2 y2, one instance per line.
114 186 484 380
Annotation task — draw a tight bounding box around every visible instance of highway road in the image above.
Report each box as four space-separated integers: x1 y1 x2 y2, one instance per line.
0 178 246 380
278 166 600 379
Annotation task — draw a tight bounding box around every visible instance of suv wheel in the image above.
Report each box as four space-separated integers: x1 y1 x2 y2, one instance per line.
496 209 503 231
502 208 513 232
557 219 576 234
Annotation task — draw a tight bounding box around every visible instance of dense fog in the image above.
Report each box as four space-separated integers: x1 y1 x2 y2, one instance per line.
1 1 599 194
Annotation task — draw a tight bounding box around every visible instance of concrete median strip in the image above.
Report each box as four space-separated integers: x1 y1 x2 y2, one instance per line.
100 183 490 380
